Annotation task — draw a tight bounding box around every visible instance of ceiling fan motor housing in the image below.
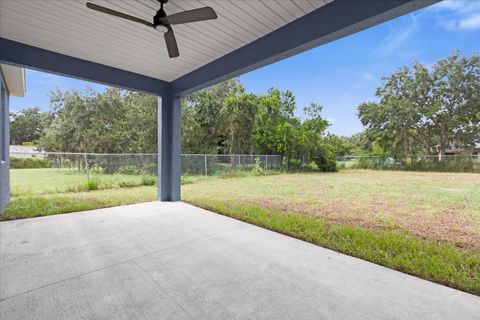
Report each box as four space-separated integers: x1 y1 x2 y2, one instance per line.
153 5 168 32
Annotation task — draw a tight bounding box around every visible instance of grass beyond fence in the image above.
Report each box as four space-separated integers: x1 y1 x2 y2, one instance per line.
337 155 480 173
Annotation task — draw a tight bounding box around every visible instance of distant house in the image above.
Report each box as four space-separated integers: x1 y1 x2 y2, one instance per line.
9 145 45 158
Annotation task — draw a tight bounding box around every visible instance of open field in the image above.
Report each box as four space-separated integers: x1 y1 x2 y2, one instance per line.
184 170 480 248
3 169 480 294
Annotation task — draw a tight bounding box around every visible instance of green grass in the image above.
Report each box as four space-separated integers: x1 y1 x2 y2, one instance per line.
183 170 480 248
10 168 155 196
2 186 157 220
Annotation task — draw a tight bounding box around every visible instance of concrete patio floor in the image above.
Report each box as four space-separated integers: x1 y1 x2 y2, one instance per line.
0 202 479 319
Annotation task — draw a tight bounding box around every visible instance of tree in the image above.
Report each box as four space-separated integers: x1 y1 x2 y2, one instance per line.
183 79 243 154
39 88 158 153
358 52 480 160
10 107 50 145
253 88 297 154
325 134 353 157
428 52 480 154
221 91 258 154
299 103 336 171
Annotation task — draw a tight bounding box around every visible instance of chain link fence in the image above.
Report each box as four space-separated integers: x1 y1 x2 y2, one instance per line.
336 155 480 173
9 152 284 196
181 154 282 176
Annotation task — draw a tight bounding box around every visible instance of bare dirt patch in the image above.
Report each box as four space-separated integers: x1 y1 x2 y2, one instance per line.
241 185 480 248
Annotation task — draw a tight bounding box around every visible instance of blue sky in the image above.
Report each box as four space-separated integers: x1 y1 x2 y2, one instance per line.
10 0 480 136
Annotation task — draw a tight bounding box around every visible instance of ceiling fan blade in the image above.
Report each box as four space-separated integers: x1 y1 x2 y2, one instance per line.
159 7 217 25
86 2 153 28
164 28 179 58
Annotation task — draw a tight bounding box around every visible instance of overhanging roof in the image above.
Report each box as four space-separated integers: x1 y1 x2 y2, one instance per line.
0 64 25 97
0 0 440 97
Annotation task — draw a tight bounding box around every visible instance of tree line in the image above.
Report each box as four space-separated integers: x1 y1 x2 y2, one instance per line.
10 51 480 167
10 80 337 171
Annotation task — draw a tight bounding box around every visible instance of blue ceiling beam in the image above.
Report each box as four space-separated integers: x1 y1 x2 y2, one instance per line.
172 0 440 96
0 37 171 97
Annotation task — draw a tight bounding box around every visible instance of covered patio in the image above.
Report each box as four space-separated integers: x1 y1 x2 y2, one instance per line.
1 202 479 319
2 0 479 318
0 0 442 204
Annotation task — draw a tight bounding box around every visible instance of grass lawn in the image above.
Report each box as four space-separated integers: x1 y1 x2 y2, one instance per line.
2 169 480 295
2 186 157 220
10 168 155 196
185 170 480 248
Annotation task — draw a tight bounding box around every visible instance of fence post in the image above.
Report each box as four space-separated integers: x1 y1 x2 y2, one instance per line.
265 155 268 171
204 154 208 176
84 153 89 180
238 155 241 171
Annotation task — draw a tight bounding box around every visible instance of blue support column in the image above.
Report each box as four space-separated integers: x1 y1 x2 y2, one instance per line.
0 72 10 213
157 94 181 201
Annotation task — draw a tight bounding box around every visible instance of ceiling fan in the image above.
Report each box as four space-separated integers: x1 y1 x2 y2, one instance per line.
86 0 218 58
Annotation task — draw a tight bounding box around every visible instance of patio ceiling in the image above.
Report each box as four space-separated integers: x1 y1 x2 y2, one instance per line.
0 0 332 82
0 0 440 96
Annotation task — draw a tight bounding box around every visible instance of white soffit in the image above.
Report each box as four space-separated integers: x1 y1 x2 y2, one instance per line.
0 0 333 82
0 64 25 97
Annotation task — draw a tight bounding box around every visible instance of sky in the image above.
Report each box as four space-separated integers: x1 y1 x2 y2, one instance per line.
9 0 480 137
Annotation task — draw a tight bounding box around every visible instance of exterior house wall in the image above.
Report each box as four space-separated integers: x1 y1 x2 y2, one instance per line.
0 69 10 212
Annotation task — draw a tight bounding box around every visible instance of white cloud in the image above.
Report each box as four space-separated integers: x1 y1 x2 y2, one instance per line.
374 14 418 56
438 13 480 31
432 0 480 14
432 0 480 31
459 13 480 29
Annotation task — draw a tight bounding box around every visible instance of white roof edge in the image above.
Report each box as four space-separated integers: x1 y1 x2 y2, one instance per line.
1 64 26 97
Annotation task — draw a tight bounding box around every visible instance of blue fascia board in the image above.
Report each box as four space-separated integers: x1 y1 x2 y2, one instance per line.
171 0 440 96
0 37 171 97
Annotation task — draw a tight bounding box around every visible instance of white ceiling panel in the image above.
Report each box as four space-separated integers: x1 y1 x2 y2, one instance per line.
0 0 333 81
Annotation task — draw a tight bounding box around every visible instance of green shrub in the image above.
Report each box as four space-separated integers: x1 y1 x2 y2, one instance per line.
288 158 303 171
10 156 52 169
141 176 156 186
251 157 265 176
86 179 99 191
181 172 192 185
311 154 337 172
118 180 140 188
304 161 319 172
